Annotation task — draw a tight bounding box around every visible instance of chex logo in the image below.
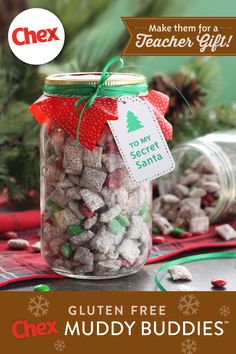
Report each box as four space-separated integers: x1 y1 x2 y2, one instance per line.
11 320 59 339
8 8 65 65
12 27 60 45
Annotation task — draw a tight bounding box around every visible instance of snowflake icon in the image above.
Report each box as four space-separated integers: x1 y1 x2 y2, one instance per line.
28 295 50 318
181 339 197 354
178 295 200 316
54 340 66 352
219 305 231 317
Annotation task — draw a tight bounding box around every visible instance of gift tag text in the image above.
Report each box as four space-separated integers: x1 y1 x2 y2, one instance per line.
108 96 175 184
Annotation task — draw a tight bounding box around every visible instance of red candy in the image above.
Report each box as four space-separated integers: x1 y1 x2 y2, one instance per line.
79 205 95 218
105 168 124 190
45 218 53 225
111 168 124 179
3 231 18 240
153 236 165 244
202 193 216 207
211 278 227 288
206 193 216 203
105 178 120 190
55 156 63 170
201 197 210 207
194 232 205 236
179 231 193 238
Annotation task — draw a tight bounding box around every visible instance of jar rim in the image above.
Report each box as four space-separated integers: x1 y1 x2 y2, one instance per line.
45 72 146 86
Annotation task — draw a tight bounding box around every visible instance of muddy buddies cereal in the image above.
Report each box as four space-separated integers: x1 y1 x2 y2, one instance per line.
168 265 192 281
153 154 220 234
154 131 236 234
39 124 152 279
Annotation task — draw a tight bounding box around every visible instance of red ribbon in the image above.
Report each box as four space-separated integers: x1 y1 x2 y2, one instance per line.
30 90 172 151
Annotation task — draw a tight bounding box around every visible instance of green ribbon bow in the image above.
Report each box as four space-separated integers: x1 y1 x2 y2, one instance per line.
44 56 148 145
73 56 124 144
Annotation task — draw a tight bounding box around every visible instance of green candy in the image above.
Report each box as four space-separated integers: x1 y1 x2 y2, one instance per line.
116 214 130 227
170 227 184 236
46 199 62 222
67 224 84 236
139 204 148 216
46 198 62 213
152 227 161 234
47 154 56 164
139 204 150 222
61 244 73 259
108 219 124 235
34 284 51 292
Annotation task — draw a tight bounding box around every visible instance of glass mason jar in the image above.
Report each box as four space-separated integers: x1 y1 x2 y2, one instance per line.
38 72 153 279
158 130 236 225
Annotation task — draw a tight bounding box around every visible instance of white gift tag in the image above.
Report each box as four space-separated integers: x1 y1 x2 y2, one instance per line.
108 96 175 184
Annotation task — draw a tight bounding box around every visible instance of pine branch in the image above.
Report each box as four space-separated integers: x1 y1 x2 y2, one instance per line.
41 0 171 74
0 47 19 117
0 101 40 197
180 57 220 100
28 0 109 45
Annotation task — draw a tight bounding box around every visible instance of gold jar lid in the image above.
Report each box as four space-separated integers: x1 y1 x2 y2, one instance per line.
45 72 146 86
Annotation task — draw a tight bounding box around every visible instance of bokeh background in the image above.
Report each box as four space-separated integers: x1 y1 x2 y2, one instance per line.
0 0 235 208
